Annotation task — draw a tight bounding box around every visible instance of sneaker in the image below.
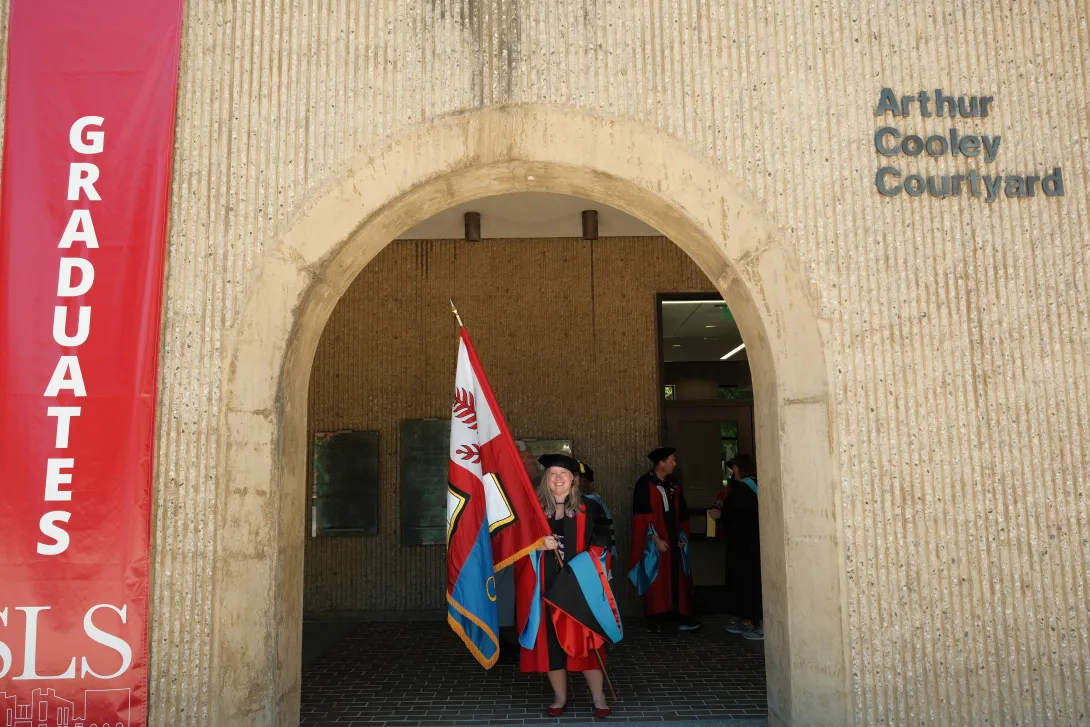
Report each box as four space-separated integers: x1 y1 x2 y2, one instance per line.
725 620 750 634
742 627 765 641
677 617 702 632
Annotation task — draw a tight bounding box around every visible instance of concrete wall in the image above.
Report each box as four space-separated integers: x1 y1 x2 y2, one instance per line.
0 1 1086 725
304 236 714 613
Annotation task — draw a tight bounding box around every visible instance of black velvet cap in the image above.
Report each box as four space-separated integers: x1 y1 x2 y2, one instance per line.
538 453 581 476
578 461 595 483
647 447 677 464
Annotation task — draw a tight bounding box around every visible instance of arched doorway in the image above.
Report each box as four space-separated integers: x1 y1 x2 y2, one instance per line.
213 106 849 727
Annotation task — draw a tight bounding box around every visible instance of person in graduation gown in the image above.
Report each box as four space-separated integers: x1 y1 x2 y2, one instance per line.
628 446 701 632
720 453 763 640
516 453 613 718
576 461 617 579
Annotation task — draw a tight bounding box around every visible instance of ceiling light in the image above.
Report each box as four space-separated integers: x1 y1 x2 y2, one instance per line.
705 324 716 328
464 211 481 242
720 343 746 360
582 210 598 240
671 344 682 348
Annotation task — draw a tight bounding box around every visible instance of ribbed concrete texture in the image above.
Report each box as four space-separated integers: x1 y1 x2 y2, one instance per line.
304 237 714 613
0 1 1086 726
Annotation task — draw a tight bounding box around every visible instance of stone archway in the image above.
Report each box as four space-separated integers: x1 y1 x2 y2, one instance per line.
214 106 850 727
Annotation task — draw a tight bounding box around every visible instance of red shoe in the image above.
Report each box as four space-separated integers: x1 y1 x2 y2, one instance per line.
547 704 567 717
593 706 611 718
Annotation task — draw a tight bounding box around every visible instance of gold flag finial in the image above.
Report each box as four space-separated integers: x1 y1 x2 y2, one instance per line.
450 299 464 327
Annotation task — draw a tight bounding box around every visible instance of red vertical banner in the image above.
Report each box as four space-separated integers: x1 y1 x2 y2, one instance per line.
0 2 183 725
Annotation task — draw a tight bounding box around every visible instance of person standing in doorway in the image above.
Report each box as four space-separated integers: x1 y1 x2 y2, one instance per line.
628 447 701 632
719 453 763 640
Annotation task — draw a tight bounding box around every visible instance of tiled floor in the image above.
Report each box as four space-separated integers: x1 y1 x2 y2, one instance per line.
299 616 767 726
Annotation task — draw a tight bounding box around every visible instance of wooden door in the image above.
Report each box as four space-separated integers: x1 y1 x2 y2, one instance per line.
663 402 755 504
661 402 755 600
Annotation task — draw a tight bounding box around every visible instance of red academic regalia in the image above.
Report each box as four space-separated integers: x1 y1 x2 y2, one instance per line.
516 500 611 672
629 472 693 616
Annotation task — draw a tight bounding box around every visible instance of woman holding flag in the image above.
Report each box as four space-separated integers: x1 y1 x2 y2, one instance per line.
516 453 619 718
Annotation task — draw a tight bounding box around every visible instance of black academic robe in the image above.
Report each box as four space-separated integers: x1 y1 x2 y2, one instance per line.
722 477 762 623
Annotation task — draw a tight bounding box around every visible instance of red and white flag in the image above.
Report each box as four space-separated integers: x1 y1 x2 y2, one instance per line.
446 327 549 667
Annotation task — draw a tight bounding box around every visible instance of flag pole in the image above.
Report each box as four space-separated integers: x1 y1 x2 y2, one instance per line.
450 299 464 327
595 640 619 702
551 549 618 702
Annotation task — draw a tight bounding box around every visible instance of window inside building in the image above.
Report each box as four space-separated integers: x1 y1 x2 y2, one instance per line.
718 384 753 400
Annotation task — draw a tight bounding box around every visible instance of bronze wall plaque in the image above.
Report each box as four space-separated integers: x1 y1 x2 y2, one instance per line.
311 430 380 536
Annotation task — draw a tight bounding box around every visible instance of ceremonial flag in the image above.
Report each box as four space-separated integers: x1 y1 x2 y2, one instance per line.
446 327 550 668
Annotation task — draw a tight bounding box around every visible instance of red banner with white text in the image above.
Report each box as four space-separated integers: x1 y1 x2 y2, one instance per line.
0 2 183 725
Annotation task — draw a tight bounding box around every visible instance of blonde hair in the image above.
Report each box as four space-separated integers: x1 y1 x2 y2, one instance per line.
537 466 582 514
